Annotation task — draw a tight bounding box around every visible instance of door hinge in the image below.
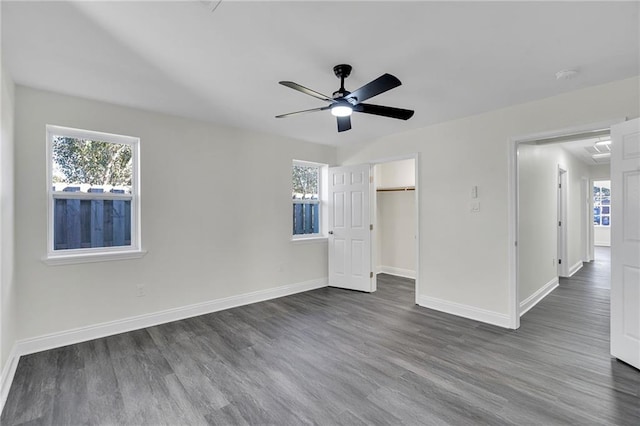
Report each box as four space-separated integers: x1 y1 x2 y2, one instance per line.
558 259 562 264
558 221 562 227
559 183 562 189
370 271 374 278
370 224 373 231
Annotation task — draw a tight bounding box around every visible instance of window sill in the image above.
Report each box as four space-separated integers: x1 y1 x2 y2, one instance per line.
43 249 147 266
291 236 328 244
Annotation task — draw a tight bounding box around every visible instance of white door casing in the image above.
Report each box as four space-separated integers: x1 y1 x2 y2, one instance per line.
610 118 640 370
558 167 568 277
557 166 568 277
328 164 373 292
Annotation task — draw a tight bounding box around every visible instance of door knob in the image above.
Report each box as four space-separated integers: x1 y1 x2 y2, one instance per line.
328 231 334 235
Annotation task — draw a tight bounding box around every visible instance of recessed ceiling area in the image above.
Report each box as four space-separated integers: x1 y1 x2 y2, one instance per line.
561 135 612 165
2 1 638 146
532 131 612 165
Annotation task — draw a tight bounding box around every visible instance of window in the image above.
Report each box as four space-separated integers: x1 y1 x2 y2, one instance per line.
46 125 142 264
292 160 324 239
593 180 611 227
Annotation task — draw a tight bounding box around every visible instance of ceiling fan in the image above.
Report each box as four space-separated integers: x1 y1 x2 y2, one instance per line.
276 64 414 132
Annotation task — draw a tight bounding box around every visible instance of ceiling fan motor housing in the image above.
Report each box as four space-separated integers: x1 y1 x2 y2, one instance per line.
276 63 414 132
333 64 352 79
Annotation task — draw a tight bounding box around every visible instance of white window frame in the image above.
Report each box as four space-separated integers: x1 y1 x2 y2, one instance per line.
44 125 145 265
593 179 611 228
291 160 328 242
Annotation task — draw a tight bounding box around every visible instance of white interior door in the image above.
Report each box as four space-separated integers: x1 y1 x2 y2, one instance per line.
558 167 568 277
610 118 640 369
328 164 373 292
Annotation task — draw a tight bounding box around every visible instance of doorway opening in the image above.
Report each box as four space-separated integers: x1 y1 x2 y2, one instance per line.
508 119 620 329
371 156 419 305
592 179 612 263
557 167 568 277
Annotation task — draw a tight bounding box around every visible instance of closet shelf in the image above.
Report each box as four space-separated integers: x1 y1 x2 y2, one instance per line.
376 186 415 192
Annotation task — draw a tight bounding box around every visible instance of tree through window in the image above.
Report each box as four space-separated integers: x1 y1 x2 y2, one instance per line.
47 125 141 258
292 161 321 236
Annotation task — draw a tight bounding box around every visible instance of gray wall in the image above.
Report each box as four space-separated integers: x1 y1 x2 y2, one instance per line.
1 66 17 377
338 76 639 323
518 144 590 304
13 86 336 341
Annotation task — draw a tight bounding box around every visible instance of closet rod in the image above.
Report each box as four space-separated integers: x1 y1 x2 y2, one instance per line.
376 187 415 192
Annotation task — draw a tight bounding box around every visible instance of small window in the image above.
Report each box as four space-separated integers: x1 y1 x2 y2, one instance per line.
46 125 142 263
593 180 611 227
292 161 323 238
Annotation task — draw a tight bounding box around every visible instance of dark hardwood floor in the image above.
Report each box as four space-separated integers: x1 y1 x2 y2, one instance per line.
3 252 639 425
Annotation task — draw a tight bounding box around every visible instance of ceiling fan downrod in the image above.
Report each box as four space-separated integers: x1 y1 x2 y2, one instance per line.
333 64 352 98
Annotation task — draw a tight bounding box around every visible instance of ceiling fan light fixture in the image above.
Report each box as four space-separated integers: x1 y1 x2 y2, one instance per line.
331 104 353 117
277 64 414 132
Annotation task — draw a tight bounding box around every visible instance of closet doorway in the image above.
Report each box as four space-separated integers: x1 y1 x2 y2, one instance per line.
372 156 419 304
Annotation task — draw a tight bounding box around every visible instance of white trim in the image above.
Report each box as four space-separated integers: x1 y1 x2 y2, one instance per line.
14 277 327 357
417 295 511 328
52 191 132 201
0 344 20 414
43 249 147 266
46 124 142 261
557 166 569 277
292 160 326 239
0 278 327 413
508 118 625 330
519 277 559 317
46 125 138 145
568 260 583 277
290 236 328 244
367 153 420 305
582 177 592 263
378 266 416 279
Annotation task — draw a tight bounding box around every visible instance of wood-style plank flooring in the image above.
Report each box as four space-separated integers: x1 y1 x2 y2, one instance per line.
3 250 639 425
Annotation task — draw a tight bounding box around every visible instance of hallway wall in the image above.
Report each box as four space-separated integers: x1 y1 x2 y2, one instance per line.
0 64 17 389
518 144 589 305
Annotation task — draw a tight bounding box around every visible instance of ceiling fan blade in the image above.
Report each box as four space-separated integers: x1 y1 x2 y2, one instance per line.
337 116 351 132
276 106 330 118
353 103 414 120
279 81 334 102
345 74 401 103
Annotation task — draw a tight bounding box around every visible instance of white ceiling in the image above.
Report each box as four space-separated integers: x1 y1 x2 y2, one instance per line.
560 135 612 166
2 1 638 146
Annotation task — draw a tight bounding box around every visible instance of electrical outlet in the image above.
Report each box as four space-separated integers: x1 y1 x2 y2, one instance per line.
136 283 146 297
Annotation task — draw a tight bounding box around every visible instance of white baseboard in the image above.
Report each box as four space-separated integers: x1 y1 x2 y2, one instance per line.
0 278 328 413
378 266 416 279
16 277 327 357
520 277 559 317
417 295 511 328
568 261 583 277
0 344 20 415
